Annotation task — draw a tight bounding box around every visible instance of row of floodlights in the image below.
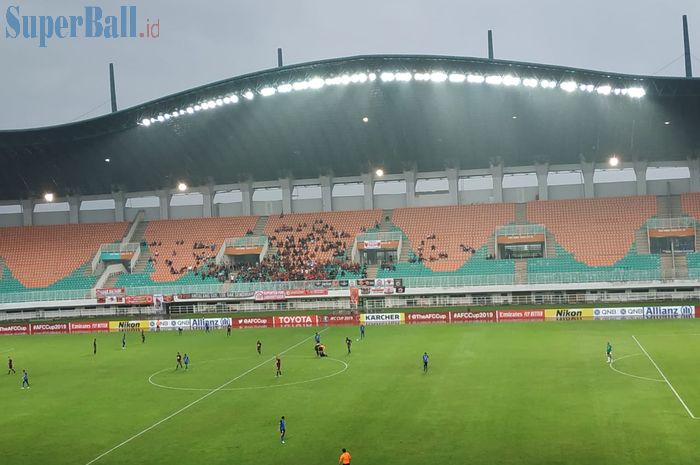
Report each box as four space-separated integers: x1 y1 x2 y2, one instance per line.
140 71 645 127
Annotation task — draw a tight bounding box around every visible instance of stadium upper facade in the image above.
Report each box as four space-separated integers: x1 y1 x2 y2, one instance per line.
0 54 699 201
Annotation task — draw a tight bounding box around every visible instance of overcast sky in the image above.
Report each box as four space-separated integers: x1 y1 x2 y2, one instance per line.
0 0 698 130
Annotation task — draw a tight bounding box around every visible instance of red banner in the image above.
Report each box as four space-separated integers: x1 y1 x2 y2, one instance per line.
30 323 69 334
284 289 329 297
69 321 110 333
497 309 544 321
319 314 360 325
124 295 154 305
254 290 287 302
273 315 319 327
349 288 359 305
696 306 700 318
232 316 274 328
0 324 30 335
450 311 497 322
96 288 125 298
405 312 450 324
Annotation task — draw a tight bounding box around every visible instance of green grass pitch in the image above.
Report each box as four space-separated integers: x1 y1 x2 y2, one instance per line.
2 319 700 465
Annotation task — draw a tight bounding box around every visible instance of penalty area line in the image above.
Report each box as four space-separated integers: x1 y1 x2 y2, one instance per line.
85 328 327 465
632 335 696 419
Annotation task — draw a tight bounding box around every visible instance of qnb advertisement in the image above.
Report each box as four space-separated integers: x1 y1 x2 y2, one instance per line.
592 306 696 320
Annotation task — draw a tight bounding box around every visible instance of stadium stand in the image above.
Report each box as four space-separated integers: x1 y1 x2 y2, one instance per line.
681 193 700 223
391 204 516 272
121 217 258 284
0 223 128 291
527 196 657 267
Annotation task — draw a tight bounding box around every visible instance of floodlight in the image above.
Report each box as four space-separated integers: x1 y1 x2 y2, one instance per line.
609 155 620 167
141 118 151 127
177 182 188 192
502 75 520 86
215 98 223 106
309 77 324 89
596 85 611 95
485 75 503 85
368 73 377 81
628 87 645 98
277 84 293 93
395 72 412 82
430 72 447 82
243 91 255 100
186 107 194 114
293 81 308 91
44 193 54 202
523 78 538 87
362 116 369 123
104 158 111 163
560 81 577 92
449 73 466 83
260 87 276 97
380 72 395 82
467 74 485 84
194 104 202 111
375 169 384 177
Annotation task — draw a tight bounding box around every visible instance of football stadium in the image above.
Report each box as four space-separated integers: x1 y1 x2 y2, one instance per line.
2 15 700 465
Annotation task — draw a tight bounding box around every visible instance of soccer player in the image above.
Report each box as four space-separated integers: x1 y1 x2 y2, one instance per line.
176 352 183 370
339 448 351 465
422 352 429 372
183 353 189 370
93 338 97 355
21 369 29 389
121 333 126 350
606 342 613 363
257 340 262 355
314 332 321 344
360 324 365 339
8 356 16 374
345 337 352 354
205 322 210 333
178 327 183 336
279 416 286 444
275 356 282 377
141 330 146 344
227 324 232 337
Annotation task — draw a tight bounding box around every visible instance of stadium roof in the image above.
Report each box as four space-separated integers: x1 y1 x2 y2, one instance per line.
1 54 699 200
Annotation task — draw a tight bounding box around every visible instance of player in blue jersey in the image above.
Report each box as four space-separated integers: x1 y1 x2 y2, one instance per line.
422 352 429 372
183 353 189 370
314 332 321 344
21 369 29 389
279 416 286 444
360 324 365 339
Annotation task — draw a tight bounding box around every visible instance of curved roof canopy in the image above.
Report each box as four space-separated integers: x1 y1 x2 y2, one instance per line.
0 54 699 200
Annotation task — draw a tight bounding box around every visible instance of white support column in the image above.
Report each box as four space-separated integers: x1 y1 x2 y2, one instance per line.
201 185 214 218
114 192 125 222
490 162 503 203
446 168 459 205
68 196 80 224
689 159 700 193
535 163 549 200
634 161 648 196
240 181 253 216
581 160 595 198
158 190 171 220
21 199 33 226
404 170 416 207
320 175 333 212
279 178 293 214
361 173 374 209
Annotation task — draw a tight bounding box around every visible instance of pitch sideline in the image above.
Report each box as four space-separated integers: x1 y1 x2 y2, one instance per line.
84 328 328 465
632 335 697 419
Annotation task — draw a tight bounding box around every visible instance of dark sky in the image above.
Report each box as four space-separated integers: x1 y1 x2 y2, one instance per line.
0 0 698 129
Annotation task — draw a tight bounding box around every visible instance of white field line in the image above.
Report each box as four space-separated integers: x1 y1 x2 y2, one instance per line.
609 354 664 383
632 335 696 419
0 348 14 353
85 329 327 465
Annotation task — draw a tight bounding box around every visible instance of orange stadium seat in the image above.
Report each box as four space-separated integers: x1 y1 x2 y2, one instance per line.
392 204 516 272
681 193 700 222
527 196 656 266
0 222 128 288
144 216 258 282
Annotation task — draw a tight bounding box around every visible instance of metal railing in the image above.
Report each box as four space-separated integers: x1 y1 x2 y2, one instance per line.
646 217 696 229
0 269 686 305
496 224 545 236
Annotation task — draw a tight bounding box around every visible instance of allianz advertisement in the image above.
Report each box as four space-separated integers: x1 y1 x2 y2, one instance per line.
593 306 694 320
